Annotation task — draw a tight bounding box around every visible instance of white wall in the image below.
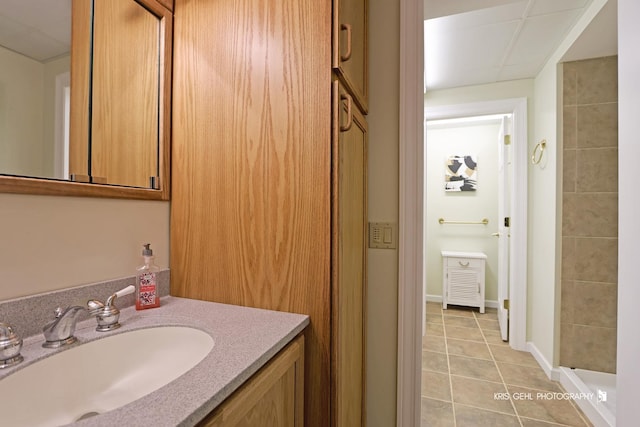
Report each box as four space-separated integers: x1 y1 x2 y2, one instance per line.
0 48 70 179
43 56 71 177
426 79 535 144
368 0 400 424
0 193 170 301
529 0 608 368
529 61 560 366
616 0 640 424
425 120 500 301
0 47 45 177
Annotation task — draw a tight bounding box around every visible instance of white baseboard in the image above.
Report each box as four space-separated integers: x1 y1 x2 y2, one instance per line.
425 294 499 309
526 341 561 380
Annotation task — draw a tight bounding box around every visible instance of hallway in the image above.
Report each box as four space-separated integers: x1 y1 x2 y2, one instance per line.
422 302 592 426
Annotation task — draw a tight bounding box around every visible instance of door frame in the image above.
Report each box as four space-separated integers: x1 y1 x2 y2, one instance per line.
497 115 511 341
399 96 529 426
424 98 528 351
403 99 528 425
396 2 528 423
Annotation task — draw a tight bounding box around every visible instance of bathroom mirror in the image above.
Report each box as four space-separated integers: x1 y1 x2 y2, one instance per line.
0 0 172 200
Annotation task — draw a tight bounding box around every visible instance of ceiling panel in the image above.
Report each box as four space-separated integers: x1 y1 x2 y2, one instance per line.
528 0 589 16
497 62 545 81
504 9 583 65
428 1 527 30
424 0 613 91
0 0 71 62
424 0 524 19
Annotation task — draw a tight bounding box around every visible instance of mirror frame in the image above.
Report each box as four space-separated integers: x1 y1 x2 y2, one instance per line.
0 0 172 201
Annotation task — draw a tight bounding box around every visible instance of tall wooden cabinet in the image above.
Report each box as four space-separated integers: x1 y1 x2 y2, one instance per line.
170 1 367 426
332 79 368 427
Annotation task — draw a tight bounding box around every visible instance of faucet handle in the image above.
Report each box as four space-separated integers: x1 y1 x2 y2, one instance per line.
106 285 135 308
88 285 135 332
0 322 24 368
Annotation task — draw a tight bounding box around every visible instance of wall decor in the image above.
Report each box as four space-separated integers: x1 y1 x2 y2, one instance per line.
445 155 477 191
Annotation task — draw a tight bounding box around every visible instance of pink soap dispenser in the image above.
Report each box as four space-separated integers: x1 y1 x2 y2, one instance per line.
135 243 160 310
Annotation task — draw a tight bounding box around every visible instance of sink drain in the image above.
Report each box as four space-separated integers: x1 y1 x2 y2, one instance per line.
76 411 100 421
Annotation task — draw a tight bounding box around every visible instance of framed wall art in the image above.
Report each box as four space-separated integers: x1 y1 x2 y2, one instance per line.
445 155 477 192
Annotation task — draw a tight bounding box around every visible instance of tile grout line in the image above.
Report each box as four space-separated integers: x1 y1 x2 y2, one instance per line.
438 306 591 426
475 313 593 426
440 305 457 427
473 310 524 427
562 389 593 427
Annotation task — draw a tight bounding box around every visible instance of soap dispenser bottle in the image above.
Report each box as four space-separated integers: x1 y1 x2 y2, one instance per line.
135 243 160 310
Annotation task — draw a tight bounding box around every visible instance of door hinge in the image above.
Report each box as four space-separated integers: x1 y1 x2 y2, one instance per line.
504 134 511 145
504 217 510 227
503 299 510 310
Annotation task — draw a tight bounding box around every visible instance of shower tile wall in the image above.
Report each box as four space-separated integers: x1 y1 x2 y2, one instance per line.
560 56 618 374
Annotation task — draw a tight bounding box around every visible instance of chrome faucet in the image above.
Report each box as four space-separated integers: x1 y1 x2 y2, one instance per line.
0 322 23 368
87 285 135 332
42 306 86 348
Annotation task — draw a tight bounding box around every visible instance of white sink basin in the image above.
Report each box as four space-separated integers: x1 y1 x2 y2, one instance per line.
0 326 214 426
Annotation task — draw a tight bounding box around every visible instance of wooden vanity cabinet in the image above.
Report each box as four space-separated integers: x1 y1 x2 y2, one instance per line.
198 336 304 427
171 1 367 426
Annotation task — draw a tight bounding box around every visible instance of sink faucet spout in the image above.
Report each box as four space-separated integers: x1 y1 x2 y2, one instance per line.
42 306 86 348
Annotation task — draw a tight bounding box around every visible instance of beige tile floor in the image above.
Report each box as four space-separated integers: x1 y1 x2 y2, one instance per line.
422 302 593 427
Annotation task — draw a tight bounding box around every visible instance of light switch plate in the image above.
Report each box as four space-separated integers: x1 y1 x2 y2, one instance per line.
369 222 397 249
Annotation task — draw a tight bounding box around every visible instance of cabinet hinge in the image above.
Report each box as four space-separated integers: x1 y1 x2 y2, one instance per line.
504 217 510 227
504 134 511 145
503 299 510 310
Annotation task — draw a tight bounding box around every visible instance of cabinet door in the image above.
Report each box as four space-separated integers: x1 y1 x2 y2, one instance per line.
198 336 304 427
331 79 367 427
333 0 368 113
446 267 481 305
171 0 331 424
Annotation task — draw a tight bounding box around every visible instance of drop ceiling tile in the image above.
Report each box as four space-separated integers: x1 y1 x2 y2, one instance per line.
435 24 519 65
4 30 68 61
0 0 71 61
0 14 25 40
529 0 589 17
503 9 582 65
428 67 501 90
424 0 599 91
425 0 525 19
44 17 71 45
498 62 545 81
426 1 527 32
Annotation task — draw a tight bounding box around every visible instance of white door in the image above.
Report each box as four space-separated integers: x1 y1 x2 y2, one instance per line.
497 116 511 341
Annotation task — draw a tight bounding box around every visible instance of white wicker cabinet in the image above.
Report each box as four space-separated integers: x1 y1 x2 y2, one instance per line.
441 251 486 313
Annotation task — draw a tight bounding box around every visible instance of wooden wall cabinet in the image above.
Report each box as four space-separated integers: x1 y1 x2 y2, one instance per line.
333 0 368 113
198 336 304 427
171 1 367 426
66 0 172 197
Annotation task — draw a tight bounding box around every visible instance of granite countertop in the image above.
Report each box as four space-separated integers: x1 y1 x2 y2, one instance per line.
0 296 309 427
